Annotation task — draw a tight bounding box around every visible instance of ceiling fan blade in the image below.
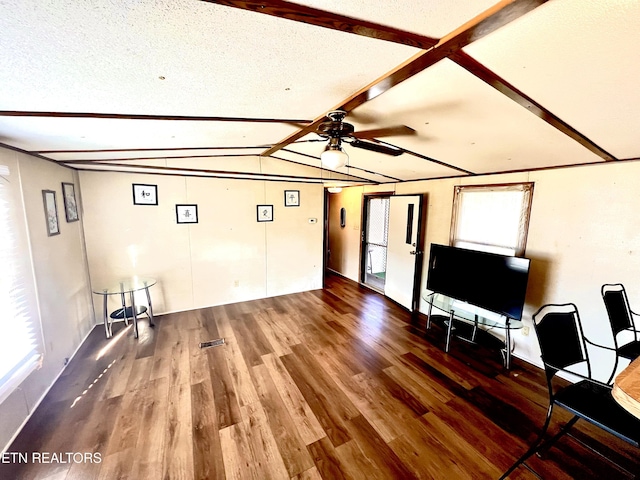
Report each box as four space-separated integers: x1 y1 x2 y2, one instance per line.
349 139 404 156
353 125 416 139
292 138 325 143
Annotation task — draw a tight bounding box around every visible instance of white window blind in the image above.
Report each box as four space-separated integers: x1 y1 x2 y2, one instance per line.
450 183 534 257
0 166 42 404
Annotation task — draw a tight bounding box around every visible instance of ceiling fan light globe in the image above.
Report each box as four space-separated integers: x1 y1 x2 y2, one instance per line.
321 148 348 169
327 187 343 193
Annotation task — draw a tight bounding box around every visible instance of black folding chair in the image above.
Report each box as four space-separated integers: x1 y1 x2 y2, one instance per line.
500 303 640 479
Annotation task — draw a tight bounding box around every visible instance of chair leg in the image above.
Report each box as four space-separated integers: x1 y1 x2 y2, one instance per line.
499 403 555 479
521 462 545 480
536 415 579 458
605 354 619 385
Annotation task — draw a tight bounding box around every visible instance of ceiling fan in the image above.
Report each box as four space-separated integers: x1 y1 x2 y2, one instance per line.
314 110 414 169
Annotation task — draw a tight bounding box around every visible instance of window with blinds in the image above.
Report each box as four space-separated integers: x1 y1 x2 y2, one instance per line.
450 183 534 257
0 166 42 404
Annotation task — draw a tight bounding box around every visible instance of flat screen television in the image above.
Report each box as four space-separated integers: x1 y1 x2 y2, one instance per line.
426 243 530 320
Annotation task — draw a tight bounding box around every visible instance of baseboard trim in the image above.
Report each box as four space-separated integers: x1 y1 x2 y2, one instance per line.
1 324 97 455
326 268 356 282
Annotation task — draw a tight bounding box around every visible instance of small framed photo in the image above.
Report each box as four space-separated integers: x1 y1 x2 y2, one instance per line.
132 184 158 205
42 190 60 236
61 182 79 222
284 190 300 207
257 205 273 222
176 204 198 224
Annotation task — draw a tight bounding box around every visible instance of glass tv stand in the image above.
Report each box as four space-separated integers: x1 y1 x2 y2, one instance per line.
423 292 522 369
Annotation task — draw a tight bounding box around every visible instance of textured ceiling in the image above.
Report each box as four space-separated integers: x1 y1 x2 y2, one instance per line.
0 0 638 185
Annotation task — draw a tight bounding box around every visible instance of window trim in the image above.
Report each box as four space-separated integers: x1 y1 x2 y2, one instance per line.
449 182 534 257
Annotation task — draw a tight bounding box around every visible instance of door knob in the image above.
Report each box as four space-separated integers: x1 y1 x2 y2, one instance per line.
409 251 417 255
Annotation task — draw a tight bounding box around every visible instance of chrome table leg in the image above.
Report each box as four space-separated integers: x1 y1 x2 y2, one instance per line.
103 292 111 338
144 285 155 327
130 291 139 339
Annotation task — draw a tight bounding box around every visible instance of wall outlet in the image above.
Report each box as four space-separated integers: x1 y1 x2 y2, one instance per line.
233 280 239 287
522 326 530 336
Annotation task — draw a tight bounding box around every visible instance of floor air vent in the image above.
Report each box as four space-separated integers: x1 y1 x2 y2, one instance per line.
199 338 225 349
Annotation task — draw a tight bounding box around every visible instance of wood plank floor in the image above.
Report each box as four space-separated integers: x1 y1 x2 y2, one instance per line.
3 272 640 479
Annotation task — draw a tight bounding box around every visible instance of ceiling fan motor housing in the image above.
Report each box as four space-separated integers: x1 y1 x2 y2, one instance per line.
317 110 354 138
316 109 406 157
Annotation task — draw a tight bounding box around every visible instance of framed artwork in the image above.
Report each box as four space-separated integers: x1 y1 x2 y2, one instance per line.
257 205 273 222
176 204 198 224
42 190 60 236
284 190 300 207
61 182 79 222
132 184 158 205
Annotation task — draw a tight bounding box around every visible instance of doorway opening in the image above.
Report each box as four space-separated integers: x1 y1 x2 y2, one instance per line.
362 196 390 292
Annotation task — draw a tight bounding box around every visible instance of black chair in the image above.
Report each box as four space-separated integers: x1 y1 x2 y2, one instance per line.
500 303 640 479
602 283 640 362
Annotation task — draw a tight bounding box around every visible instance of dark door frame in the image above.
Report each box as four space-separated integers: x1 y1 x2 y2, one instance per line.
360 193 392 288
323 188 329 288
360 193 427 311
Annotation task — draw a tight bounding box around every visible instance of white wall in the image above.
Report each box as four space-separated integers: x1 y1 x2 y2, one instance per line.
327 186 364 280
0 148 94 451
79 171 324 316
328 161 640 376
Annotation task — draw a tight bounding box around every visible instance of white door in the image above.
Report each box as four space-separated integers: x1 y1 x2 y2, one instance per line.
384 195 423 310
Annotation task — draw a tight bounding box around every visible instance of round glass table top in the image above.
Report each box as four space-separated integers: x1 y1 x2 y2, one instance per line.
92 276 157 295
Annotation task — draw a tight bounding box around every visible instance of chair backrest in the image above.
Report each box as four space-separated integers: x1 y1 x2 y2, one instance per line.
601 284 633 337
533 303 590 380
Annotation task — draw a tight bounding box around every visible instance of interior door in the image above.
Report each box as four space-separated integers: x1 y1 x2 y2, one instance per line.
384 195 424 310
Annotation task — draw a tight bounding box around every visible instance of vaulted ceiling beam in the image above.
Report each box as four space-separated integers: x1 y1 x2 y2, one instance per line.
0 110 311 124
261 0 549 157
36 146 269 154
451 51 617 161
68 161 373 183
200 0 438 50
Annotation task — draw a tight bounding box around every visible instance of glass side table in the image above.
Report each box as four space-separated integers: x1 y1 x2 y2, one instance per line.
423 292 522 369
92 277 156 339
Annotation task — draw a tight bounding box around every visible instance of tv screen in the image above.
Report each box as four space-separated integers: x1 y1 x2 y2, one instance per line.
426 244 530 320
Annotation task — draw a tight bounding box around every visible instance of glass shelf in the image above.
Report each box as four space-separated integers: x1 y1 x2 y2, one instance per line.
422 291 521 369
424 292 522 330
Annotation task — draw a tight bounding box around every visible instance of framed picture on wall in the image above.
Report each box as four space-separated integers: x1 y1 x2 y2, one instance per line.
132 184 158 205
176 204 198 224
61 182 79 222
284 190 300 207
257 205 273 222
42 190 60 236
